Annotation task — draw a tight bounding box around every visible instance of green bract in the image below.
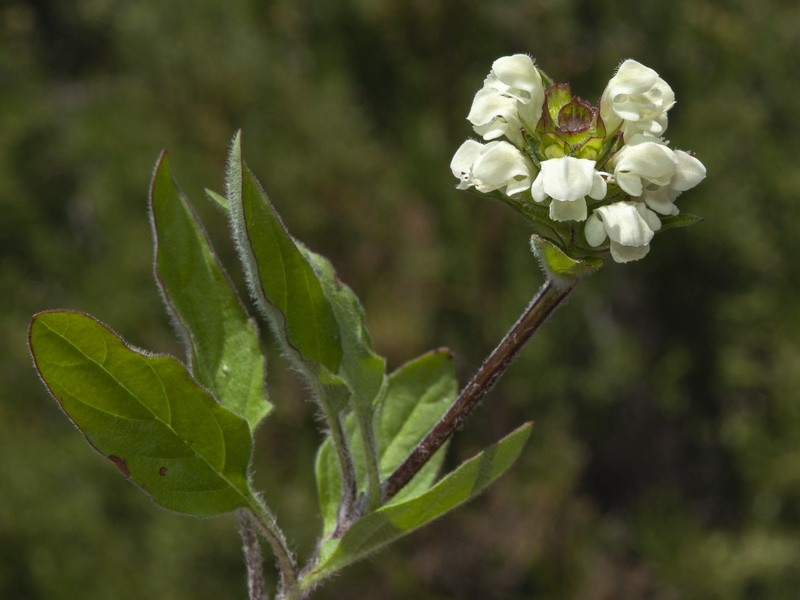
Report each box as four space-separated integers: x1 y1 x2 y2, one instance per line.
533 83 607 161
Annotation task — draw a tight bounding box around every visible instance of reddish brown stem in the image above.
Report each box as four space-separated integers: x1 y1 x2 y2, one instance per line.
381 278 578 502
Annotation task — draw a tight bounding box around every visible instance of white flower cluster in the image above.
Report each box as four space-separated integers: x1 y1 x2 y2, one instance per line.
451 55 706 263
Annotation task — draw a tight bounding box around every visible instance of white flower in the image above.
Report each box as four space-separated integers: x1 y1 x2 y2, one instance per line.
584 201 662 263
468 54 545 147
640 150 707 215
600 59 675 139
612 134 678 197
450 139 536 196
531 157 607 222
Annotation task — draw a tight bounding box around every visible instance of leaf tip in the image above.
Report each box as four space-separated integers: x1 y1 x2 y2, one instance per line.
431 347 454 359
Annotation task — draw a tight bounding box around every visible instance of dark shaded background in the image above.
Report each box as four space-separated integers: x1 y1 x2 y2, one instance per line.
3 0 800 598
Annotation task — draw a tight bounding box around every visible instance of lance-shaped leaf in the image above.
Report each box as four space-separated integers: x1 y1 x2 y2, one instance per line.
315 349 456 537
658 213 704 232
307 422 533 587
225 133 368 516
29 310 255 517
150 151 270 431
226 132 342 374
205 188 230 212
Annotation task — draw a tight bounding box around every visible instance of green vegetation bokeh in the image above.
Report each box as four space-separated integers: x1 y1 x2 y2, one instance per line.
3 0 800 598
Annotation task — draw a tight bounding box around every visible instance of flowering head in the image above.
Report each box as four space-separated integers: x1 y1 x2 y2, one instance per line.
451 55 706 274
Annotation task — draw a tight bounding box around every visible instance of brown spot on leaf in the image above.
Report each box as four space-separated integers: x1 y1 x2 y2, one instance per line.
159 466 168 477
108 455 130 477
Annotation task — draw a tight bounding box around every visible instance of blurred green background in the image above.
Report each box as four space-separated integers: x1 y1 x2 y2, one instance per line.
3 0 800 598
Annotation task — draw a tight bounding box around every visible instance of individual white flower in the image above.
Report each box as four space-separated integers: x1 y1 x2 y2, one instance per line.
640 150 707 215
531 157 607 222
450 139 536 196
584 201 662 263
612 134 678 197
600 59 675 139
468 54 545 147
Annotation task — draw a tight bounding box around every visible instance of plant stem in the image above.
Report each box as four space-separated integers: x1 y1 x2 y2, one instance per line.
238 509 267 600
247 498 298 594
311 379 358 523
381 277 578 502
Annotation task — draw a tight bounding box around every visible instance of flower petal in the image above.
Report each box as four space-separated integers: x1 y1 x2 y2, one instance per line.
636 202 662 232
671 150 707 192
549 198 587 222
538 157 597 201
490 55 543 100
606 60 660 97
467 87 517 128
472 142 534 195
641 186 679 215
613 137 678 195
610 241 651 263
531 173 546 203
584 212 607 246
589 171 608 200
450 140 484 180
594 202 656 247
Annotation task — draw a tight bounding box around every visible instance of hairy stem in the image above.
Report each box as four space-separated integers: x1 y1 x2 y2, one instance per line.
247 498 298 594
238 509 267 600
311 379 359 523
381 277 578 502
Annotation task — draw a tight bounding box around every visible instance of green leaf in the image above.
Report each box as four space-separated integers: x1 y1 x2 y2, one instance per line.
29 310 255 517
226 133 362 520
377 349 456 503
658 213 704 232
150 152 270 431
226 132 342 373
205 188 230 213
315 434 345 538
307 422 533 586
